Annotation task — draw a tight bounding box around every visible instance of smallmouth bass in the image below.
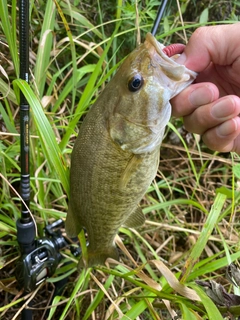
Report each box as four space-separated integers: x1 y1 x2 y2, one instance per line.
65 33 197 268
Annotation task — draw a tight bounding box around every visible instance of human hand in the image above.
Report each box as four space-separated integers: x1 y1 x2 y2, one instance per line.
171 23 240 154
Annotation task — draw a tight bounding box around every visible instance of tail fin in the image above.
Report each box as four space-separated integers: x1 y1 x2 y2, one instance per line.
78 245 119 269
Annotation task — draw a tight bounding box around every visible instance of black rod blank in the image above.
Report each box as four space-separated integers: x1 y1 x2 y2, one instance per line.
19 0 30 222
18 2 35 319
151 0 169 36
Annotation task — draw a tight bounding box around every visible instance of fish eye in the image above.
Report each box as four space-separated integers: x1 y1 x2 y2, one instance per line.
128 75 144 92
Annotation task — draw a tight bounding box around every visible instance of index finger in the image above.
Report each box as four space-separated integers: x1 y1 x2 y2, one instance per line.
171 82 219 117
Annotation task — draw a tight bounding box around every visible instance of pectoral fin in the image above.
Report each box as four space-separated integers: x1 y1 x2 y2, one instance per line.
120 155 142 189
123 206 145 228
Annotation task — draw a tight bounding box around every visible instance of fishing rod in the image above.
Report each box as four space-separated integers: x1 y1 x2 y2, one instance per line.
151 0 169 36
15 1 71 319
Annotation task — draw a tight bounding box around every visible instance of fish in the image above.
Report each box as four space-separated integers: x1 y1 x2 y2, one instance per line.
65 33 197 268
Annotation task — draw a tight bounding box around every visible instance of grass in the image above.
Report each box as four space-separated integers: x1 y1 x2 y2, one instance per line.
1 0 240 319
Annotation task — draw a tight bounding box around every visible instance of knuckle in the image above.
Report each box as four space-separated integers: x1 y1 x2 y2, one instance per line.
190 27 208 41
183 112 208 135
183 118 200 134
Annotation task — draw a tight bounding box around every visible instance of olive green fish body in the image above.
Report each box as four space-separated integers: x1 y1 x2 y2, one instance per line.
66 33 197 268
66 94 160 266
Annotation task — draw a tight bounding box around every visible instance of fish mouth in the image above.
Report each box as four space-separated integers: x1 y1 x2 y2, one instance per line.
145 32 185 60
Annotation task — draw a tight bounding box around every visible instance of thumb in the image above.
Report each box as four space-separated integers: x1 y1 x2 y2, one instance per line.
176 23 240 72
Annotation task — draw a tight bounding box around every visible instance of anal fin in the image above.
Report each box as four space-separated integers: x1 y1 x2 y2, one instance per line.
65 202 83 237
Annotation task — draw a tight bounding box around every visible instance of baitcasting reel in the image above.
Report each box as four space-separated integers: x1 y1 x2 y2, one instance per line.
15 219 67 292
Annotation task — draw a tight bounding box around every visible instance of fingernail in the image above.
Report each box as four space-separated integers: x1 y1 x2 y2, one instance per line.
175 52 187 65
189 85 215 106
211 97 235 119
217 118 238 136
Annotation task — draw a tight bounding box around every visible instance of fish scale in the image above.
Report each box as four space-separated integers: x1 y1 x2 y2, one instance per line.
65 33 197 268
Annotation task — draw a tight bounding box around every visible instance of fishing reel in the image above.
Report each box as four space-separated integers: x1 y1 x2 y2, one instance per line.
15 219 68 292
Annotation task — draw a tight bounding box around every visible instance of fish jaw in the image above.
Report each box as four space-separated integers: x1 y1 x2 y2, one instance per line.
144 32 195 87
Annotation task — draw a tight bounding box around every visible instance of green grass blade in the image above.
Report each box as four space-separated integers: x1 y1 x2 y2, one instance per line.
59 23 121 150
51 64 96 113
47 295 63 320
143 198 208 214
189 251 240 281
123 299 154 319
0 101 17 134
0 78 17 104
82 274 115 320
179 302 202 320
59 269 91 320
190 283 223 320
180 193 227 283
53 0 78 113
13 79 70 196
62 7 103 39
34 0 56 97
0 0 19 76
168 122 199 189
